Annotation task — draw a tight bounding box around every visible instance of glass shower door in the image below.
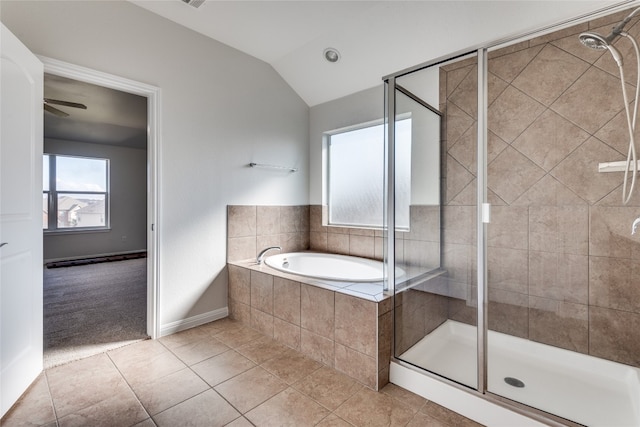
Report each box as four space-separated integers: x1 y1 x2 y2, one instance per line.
389 53 479 389
484 10 640 425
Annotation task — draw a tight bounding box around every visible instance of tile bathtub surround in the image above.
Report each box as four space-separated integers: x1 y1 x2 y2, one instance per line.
440 14 640 367
229 204 440 272
227 205 310 263
2 317 483 427
228 262 393 391
309 205 441 267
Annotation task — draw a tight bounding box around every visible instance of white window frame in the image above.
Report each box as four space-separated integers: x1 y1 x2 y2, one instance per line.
324 116 411 230
43 153 110 233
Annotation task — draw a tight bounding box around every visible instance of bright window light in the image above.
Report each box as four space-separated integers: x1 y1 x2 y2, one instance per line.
327 119 411 229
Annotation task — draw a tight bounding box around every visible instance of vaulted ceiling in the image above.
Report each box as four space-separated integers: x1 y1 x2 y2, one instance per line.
43 1 623 147
130 0 617 106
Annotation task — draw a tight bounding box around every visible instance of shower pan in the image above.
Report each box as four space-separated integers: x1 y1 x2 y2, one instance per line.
384 4 640 427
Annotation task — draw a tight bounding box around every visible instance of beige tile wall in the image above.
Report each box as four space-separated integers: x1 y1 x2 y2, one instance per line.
395 282 449 355
309 205 383 259
229 204 440 268
440 10 640 367
227 205 310 262
310 204 440 268
227 264 393 390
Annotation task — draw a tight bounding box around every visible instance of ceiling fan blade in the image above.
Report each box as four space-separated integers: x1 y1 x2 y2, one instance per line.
44 104 70 117
44 98 87 109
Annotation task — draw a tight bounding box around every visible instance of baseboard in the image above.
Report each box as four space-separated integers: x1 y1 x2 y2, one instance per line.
159 307 229 337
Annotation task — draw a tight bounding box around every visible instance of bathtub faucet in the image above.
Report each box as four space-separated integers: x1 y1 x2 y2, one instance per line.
256 246 281 264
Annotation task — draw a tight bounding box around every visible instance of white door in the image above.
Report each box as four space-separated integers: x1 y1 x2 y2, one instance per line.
0 23 44 418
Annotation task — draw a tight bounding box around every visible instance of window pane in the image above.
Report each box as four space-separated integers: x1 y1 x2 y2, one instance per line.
328 119 411 228
329 124 384 227
43 154 49 191
43 193 48 229
56 156 107 192
395 119 412 228
57 194 106 228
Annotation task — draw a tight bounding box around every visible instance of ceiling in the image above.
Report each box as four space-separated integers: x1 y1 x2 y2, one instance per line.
44 1 622 147
130 0 618 107
44 74 148 149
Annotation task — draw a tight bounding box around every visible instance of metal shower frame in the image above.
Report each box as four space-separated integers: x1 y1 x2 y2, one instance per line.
382 1 637 426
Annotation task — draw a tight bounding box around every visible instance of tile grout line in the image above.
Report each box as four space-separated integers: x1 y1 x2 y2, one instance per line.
104 350 153 425
42 370 60 426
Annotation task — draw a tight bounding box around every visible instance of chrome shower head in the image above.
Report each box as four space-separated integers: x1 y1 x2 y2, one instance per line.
579 32 610 50
579 31 623 67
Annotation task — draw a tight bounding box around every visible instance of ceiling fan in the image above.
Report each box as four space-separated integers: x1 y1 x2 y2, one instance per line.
43 98 87 117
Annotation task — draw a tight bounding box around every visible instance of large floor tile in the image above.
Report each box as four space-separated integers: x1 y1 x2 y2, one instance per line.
406 411 447 427
191 349 256 387
245 388 330 427
56 385 148 427
334 388 416 427
225 416 254 427
158 325 214 350
168 336 229 366
293 366 362 411
131 367 209 416
316 413 354 427
214 366 288 413
6 316 487 427
380 383 427 412
153 389 239 427
260 348 322 384
214 325 265 348
1 373 56 426
236 335 289 364
109 339 186 387
420 401 484 427
46 353 128 418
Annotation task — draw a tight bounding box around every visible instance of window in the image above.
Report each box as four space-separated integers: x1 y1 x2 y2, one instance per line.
43 154 109 231
326 118 411 229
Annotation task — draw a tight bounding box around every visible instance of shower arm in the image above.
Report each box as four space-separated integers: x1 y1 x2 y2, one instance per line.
612 7 640 38
594 7 640 47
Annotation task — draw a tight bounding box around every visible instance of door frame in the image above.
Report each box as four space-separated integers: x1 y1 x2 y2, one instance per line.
40 56 162 339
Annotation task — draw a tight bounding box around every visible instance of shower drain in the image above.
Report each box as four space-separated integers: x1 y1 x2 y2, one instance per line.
504 377 525 388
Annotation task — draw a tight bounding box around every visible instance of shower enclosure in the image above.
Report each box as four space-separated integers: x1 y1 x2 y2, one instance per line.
385 4 640 427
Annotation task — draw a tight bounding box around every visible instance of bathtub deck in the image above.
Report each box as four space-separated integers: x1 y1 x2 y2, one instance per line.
399 320 640 427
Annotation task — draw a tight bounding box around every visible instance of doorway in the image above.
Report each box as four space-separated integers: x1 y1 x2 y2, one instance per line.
41 57 161 350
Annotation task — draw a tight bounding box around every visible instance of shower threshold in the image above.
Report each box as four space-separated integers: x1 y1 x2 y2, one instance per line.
398 320 640 426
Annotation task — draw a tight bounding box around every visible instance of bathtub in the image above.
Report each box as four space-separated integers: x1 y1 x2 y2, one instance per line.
265 252 403 282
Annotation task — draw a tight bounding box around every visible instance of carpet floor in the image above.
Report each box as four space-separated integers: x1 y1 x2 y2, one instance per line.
43 257 149 369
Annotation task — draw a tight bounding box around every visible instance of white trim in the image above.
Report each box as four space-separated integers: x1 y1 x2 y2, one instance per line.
38 56 162 339
390 362 547 427
160 308 229 337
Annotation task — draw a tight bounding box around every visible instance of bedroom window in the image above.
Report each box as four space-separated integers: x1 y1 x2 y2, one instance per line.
326 118 411 229
43 154 110 231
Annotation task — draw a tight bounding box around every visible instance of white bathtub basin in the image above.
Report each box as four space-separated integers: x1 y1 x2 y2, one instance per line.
265 252 403 282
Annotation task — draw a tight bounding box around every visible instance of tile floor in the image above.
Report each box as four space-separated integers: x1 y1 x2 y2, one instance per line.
2 317 484 427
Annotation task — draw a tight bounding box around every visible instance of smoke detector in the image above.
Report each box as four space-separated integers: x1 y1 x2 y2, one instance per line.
181 0 205 8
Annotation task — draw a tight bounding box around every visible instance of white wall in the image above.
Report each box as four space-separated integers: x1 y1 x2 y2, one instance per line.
43 138 147 261
309 69 442 208
1 1 309 329
396 66 441 206
309 85 383 205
